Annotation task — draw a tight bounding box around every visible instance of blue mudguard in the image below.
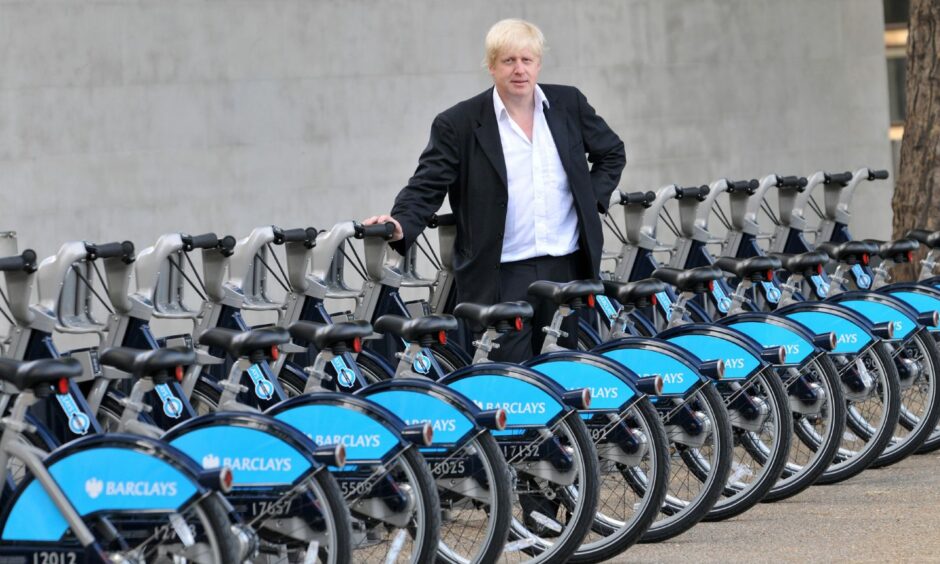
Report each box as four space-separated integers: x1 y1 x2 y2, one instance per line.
440 363 571 428
827 290 924 340
357 379 484 447
657 323 769 381
717 312 827 367
1 434 207 542
775 302 877 354
266 392 407 464
876 283 940 332
591 337 712 398
523 351 643 412
164 412 319 487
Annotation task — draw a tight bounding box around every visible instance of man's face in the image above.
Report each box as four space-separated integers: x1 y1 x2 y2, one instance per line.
489 46 541 103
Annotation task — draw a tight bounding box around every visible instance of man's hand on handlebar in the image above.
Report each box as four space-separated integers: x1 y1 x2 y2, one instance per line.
362 215 404 242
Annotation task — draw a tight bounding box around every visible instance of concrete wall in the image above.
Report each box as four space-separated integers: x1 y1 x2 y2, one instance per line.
0 0 892 262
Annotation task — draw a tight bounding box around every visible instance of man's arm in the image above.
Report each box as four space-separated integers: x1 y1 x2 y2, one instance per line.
576 89 626 213
387 112 460 254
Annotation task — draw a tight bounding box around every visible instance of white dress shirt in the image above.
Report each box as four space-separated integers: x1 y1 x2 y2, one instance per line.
494 86 580 263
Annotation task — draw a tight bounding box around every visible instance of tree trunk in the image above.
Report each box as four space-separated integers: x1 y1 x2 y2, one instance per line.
891 0 940 280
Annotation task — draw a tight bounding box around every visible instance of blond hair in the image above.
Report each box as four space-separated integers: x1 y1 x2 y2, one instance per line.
483 19 545 68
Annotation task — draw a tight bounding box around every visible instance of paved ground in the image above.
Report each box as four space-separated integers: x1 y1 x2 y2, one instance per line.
614 450 940 562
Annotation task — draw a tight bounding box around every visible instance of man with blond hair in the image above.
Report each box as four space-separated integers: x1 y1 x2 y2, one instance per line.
365 18 625 362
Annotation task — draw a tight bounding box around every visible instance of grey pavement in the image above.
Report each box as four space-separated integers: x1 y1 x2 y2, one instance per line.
614 450 940 562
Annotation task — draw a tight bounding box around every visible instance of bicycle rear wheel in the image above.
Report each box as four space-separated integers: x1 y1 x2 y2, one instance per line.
764 354 846 502
640 384 732 543
818 342 901 484
501 412 599 564
571 398 669 563
705 369 791 521
871 331 940 467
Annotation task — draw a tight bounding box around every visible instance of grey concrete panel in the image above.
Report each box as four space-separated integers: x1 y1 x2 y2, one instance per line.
0 0 894 269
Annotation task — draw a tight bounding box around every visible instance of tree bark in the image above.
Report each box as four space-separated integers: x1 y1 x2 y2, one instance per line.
892 0 940 280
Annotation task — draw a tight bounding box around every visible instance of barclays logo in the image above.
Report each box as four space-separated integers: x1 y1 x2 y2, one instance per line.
784 344 801 355
649 373 684 384
85 477 104 499
837 333 859 345
725 358 746 369
202 453 292 472
313 433 382 448
85 477 178 498
476 401 546 415
405 418 457 433
590 386 619 399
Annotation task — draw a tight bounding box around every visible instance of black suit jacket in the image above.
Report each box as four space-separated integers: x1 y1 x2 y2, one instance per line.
390 84 626 305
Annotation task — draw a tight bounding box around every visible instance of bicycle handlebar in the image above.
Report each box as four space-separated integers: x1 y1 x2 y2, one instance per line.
776 176 807 190
280 227 318 248
218 235 236 257
674 185 710 201
621 191 656 206
182 233 219 252
726 179 759 194
86 241 135 263
355 222 395 240
0 250 37 273
869 169 889 181
824 171 853 185
427 213 456 229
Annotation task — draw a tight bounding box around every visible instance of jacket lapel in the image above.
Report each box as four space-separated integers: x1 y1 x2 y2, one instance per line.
542 88 574 176
474 89 508 188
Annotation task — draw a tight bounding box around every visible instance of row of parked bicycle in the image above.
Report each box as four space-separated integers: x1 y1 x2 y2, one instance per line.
1 165 938 563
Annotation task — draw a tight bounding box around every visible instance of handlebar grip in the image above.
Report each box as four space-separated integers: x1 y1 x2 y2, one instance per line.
776 176 807 190
869 169 890 180
182 233 219 252
622 191 656 206
280 227 318 247
824 171 853 185
87 241 135 262
726 179 759 194
432 213 456 227
675 185 710 201
355 222 395 240
0 250 38 273
218 235 237 257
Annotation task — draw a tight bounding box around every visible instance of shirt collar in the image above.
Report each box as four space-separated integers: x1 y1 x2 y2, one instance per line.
493 85 549 120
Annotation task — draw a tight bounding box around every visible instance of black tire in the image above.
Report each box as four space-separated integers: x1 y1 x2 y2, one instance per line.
435 433 512 564
358 358 513 564
255 469 353 564
119 487 241 563
570 398 669 563
818 341 901 484
640 384 732 543
357 354 395 384
190 379 223 416
764 354 846 502
705 369 792 521
916 331 940 453
349 447 441 564
871 331 940 467
502 413 599 563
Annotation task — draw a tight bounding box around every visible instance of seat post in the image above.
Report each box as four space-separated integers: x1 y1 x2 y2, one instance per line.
305 350 333 394
540 304 573 353
218 357 253 409
871 260 891 289
919 249 939 281
609 305 637 340
471 328 501 364
395 342 430 378
727 279 753 316
827 263 851 297
665 292 695 329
